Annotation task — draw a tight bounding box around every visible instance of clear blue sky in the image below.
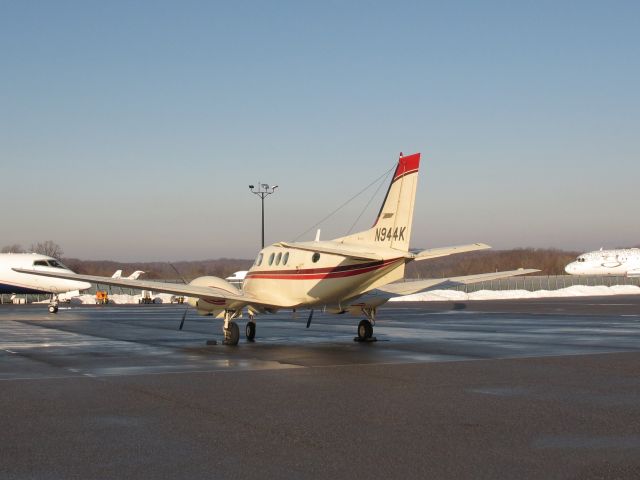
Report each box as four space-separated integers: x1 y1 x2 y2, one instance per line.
1 1 638 261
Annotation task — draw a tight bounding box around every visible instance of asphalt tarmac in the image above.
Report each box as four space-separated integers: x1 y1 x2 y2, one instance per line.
1 296 640 479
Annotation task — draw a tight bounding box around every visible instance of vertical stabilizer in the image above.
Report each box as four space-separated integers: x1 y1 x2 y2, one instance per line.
337 152 420 251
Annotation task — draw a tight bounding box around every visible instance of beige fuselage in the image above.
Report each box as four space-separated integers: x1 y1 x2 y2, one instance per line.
242 245 407 310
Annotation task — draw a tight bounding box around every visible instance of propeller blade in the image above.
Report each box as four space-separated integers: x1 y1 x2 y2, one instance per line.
306 309 314 328
179 308 188 330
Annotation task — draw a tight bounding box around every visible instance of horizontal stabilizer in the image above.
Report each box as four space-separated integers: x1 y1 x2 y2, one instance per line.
275 241 409 261
379 268 539 296
412 243 491 261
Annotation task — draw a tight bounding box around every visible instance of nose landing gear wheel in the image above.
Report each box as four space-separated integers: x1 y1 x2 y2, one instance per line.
48 304 58 314
223 321 240 345
246 321 256 341
357 319 373 341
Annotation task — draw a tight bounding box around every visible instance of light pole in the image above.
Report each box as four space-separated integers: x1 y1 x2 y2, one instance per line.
249 183 278 249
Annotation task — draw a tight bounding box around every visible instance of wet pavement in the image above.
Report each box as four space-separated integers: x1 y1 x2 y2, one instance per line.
1 297 640 479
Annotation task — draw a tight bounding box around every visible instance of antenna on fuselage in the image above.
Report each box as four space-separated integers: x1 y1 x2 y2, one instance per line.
293 164 395 241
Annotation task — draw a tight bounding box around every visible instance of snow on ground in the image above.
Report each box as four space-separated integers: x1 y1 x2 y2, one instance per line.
390 284 640 302
47 284 640 305
69 293 179 305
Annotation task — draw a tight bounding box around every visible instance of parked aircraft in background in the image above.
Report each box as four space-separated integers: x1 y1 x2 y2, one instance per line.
112 270 145 280
0 253 91 312
18 152 537 343
225 271 248 289
565 248 640 277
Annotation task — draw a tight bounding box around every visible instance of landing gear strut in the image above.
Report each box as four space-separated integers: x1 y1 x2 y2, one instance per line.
48 294 59 314
224 322 240 345
222 310 240 345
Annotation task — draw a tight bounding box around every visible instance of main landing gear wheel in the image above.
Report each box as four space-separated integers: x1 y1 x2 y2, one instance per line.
224 321 240 346
48 304 58 314
357 319 373 341
245 321 256 341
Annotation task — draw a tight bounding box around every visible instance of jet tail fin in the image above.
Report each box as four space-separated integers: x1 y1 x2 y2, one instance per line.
128 270 145 280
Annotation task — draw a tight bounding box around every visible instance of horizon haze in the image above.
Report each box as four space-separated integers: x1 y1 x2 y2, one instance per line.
1 1 638 261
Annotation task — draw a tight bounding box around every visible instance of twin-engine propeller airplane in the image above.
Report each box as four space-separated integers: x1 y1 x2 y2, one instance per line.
17 152 537 344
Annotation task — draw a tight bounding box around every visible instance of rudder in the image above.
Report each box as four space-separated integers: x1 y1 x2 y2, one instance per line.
337 152 420 251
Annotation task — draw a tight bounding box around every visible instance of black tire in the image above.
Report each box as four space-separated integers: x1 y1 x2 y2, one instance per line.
246 321 256 341
48 305 58 314
358 319 373 340
225 321 240 345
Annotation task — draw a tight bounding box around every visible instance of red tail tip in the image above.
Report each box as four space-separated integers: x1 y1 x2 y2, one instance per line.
393 152 420 181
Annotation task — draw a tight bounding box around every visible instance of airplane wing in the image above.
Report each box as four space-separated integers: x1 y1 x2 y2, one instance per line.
12 268 261 305
412 243 491 261
378 268 539 296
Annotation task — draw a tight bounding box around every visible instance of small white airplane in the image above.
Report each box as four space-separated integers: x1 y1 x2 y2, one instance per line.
18 152 537 343
225 271 248 289
565 248 640 277
0 253 91 312
112 270 145 280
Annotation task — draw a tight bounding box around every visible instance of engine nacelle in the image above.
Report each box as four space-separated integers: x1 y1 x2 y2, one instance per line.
186 276 242 315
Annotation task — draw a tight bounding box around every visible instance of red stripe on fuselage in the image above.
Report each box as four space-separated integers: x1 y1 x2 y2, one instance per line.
246 257 403 280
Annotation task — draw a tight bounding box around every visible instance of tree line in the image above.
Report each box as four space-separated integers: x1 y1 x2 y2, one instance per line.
405 248 580 278
62 258 254 281
63 248 579 280
1 241 64 259
61 248 582 279
0 241 612 278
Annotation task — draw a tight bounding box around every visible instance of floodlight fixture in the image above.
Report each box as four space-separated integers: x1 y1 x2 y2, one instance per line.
249 181 279 248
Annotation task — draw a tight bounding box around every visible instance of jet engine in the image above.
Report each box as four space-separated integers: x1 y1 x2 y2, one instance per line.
186 276 241 316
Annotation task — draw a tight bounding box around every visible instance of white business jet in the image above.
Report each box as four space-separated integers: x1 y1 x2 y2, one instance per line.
19 152 537 343
565 248 640 277
0 253 91 312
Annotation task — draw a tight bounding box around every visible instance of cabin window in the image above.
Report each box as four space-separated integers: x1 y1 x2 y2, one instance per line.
283 252 289 265
33 260 48 266
268 253 275 266
312 252 320 263
47 260 64 268
275 252 282 265
256 253 263 266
